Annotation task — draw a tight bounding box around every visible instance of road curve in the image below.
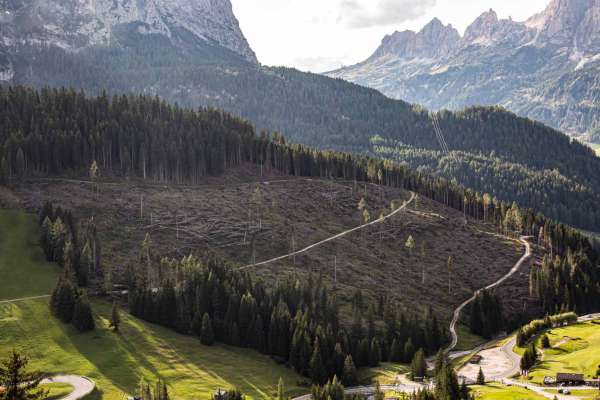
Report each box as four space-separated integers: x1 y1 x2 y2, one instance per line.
446 236 532 352
41 375 95 400
240 192 416 270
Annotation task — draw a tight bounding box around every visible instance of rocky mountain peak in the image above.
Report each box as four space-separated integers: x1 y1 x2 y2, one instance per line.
463 9 499 44
526 0 598 46
0 0 257 63
369 18 459 61
462 8 532 46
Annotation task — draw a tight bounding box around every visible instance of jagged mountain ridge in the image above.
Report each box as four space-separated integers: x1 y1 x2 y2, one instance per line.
328 0 600 143
0 0 257 64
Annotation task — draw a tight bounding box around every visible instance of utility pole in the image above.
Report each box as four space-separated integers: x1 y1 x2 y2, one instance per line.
334 255 337 285
447 256 453 294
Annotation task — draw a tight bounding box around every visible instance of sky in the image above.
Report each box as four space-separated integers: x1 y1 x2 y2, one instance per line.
231 0 551 72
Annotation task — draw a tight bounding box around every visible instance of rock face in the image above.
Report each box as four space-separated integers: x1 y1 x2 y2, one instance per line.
0 0 257 63
328 0 600 143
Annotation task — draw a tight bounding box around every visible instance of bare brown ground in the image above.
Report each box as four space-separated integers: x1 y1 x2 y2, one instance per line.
9 163 524 322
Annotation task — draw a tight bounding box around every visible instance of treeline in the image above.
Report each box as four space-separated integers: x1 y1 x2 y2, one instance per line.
126 248 446 384
469 290 504 339
7 39 600 232
515 312 578 346
0 86 254 183
39 201 102 287
373 142 600 231
530 250 600 315
41 201 96 332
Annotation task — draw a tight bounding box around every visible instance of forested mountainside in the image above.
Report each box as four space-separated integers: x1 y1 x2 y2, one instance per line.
329 0 600 145
4 88 599 385
2 75 599 231
2 0 599 234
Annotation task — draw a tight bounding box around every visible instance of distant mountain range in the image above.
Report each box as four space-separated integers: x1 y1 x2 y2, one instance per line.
1 0 599 231
328 0 600 144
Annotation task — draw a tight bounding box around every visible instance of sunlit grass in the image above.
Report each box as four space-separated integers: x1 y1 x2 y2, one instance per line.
0 210 305 399
0 210 61 301
515 321 600 384
471 383 546 400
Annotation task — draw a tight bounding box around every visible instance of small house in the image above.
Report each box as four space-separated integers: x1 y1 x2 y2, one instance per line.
556 373 585 385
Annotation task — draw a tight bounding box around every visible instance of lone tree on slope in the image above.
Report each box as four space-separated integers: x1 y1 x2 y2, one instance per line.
0 350 48 400
477 367 486 385
110 301 121 332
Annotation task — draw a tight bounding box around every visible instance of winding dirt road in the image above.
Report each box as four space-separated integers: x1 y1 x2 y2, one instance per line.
240 192 416 270
446 236 532 352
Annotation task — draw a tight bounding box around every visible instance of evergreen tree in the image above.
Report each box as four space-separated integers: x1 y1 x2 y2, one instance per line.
541 335 550 349
277 377 286 400
50 277 76 323
434 350 447 376
435 360 460 400
110 301 121 332
389 338 402 362
477 367 485 385
342 355 357 386
0 350 47 400
369 338 381 367
404 339 415 363
201 313 215 346
310 338 327 385
72 293 95 332
191 312 203 337
410 349 427 380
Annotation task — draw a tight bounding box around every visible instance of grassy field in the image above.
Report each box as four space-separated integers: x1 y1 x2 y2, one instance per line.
0 210 61 300
516 321 600 384
44 383 75 400
0 209 305 400
471 384 546 400
455 325 487 352
358 363 409 385
0 299 305 400
546 389 600 400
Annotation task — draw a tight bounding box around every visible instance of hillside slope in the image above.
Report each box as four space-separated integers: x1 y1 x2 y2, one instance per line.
11 169 528 324
0 210 304 399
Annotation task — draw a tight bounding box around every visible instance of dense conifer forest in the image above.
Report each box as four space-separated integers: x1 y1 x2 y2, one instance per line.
2 88 599 382
4 37 600 231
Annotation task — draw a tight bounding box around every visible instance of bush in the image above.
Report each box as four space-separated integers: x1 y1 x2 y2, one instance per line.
518 312 577 345
541 335 550 349
72 294 95 332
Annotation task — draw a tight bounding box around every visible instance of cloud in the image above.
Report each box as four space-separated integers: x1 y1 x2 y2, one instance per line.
339 0 437 29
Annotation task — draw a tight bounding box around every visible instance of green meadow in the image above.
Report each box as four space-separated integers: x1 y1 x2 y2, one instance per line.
0 209 305 399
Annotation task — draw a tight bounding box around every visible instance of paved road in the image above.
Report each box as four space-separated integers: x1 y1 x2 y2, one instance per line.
292 382 428 400
446 236 532 352
41 375 95 400
240 192 416 270
503 378 599 400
